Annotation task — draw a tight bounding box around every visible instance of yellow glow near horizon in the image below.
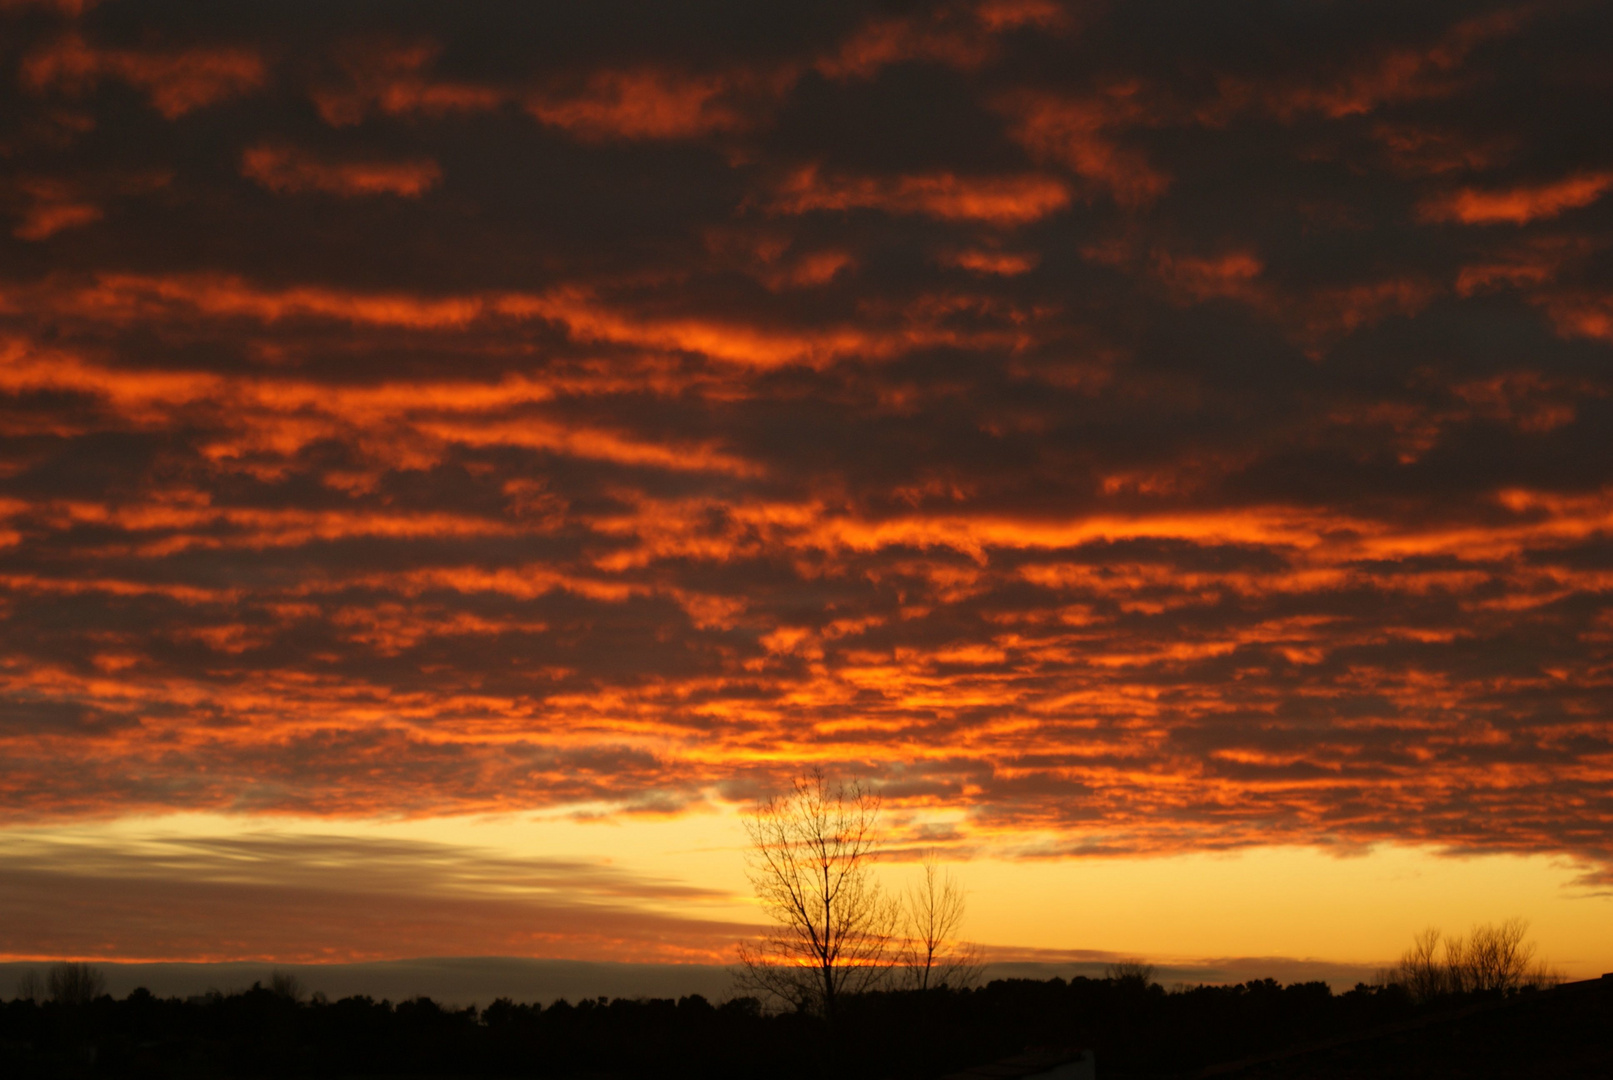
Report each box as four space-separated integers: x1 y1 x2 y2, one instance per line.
965 845 1613 977
8 808 1611 979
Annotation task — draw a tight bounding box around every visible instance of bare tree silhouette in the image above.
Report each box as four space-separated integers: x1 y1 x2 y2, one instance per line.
47 962 106 1006
1456 918 1555 993
1393 919 1559 1001
899 854 983 991
737 768 900 1025
1104 960 1157 988
270 969 307 1002
1397 927 1450 1001
15 969 44 1003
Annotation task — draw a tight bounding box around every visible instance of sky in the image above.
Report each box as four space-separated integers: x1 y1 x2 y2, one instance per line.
3 0 1613 985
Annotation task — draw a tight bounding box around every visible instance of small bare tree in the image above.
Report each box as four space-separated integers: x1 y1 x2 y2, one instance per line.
270 970 307 1002
1457 918 1547 993
47 962 106 1006
16 969 44 1003
1104 960 1157 988
737 769 901 1024
900 854 983 991
1396 927 1450 1002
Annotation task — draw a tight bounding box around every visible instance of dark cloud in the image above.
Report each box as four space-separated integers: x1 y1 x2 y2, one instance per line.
0 830 753 962
0 0 1610 880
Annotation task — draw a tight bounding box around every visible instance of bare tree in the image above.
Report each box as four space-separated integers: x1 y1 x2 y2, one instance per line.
47 962 106 1006
16 969 44 1003
1456 918 1553 993
1393 919 1558 1002
270 969 307 1002
737 769 901 1024
900 854 983 991
1104 960 1157 988
1395 927 1450 1002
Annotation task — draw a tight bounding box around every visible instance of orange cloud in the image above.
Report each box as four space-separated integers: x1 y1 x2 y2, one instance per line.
1455 251 1563 296
773 166 1070 225
312 41 502 126
764 250 857 289
416 418 762 477
1419 172 1613 225
942 249 1040 276
1152 251 1265 303
44 273 486 329
241 144 443 197
701 228 858 289
818 10 991 80
1536 291 1613 345
999 89 1169 206
11 273 935 369
975 0 1068 33
20 33 265 118
1299 277 1437 341
816 0 1068 81
1133 243 1437 351
528 69 760 140
11 177 100 239
1229 6 1532 121
0 337 761 481
1372 123 1512 177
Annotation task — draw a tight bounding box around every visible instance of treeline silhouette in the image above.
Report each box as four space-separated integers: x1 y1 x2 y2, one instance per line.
1391 918 1558 1001
0 964 1468 1079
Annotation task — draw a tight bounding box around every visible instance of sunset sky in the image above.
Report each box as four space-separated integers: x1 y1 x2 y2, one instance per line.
3 0 1613 984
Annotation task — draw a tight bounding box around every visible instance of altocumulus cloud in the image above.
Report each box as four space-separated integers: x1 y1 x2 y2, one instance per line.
1 0 1612 884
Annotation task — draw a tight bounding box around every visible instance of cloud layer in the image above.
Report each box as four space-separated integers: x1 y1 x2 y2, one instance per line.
1 1 1611 878
0 830 750 962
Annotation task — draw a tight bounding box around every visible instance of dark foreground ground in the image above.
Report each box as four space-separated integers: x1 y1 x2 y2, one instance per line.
1202 974 1613 1078
2 973 1609 1078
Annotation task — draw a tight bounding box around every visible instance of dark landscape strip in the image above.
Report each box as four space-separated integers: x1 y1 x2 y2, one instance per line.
1187 976 1613 1078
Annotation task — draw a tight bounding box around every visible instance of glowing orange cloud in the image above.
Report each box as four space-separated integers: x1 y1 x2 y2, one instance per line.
311 41 503 126
1419 172 1613 225
1371 123 1511 177
1152 251 1265 303
975 0 1067 33
0 338 762 481
1125 246 1434 349
816 0 1068 82
20 32 266 118
1455 248 1566 295
528 69 759 140
241 144 442 197
942 249 1039 276
1536 291 1613 345
11 271 1038 371
1219 7 1533 122
818 14 994 80
999 89 1169 206
774 166 1070 225
11 178 101 239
